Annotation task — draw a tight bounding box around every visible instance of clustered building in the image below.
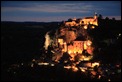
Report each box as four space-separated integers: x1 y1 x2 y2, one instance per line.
65 12 98 29
44 13 98 62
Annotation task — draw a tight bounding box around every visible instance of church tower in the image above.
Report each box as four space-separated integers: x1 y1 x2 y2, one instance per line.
93 12 98 26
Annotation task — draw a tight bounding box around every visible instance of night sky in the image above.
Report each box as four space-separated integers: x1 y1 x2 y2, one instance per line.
1 1 121 22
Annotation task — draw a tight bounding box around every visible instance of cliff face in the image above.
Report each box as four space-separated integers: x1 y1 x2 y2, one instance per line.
44 22 95 62
44 15 121 63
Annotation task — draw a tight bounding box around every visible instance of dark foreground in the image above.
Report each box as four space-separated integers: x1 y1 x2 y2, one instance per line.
1 21 121 81
1 61 121 81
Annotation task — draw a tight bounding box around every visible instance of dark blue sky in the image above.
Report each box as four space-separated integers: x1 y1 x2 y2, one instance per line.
1 1 121 22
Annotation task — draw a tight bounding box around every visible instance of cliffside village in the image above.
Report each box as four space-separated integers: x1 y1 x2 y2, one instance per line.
44 13 98 63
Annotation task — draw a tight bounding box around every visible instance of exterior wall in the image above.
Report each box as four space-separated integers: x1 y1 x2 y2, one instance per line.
86 46 94 55
62 42 67 52
73 41 84 54
58 39 64 45
65 14 98 27
82 18 97 25
68 45 74 54
65 21 77 26
83 41 88 50
67 41 84 54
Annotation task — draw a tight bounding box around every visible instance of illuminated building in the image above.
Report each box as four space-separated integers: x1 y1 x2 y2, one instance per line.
44 13 97 62
65 12 98 29
65 21 77 26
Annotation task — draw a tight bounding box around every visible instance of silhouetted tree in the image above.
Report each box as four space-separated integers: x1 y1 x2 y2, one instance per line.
68 18 72 22
105 17 109 20
98 14 103 20
76 18 81 23
59 52 71 63
112 17 116 21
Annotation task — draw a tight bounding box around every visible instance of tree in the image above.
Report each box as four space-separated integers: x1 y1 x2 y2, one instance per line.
112 17 116 21
76 18 81 23
105 17 109 20
59 52 71 63
98 14 103 20
68 18 72 22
